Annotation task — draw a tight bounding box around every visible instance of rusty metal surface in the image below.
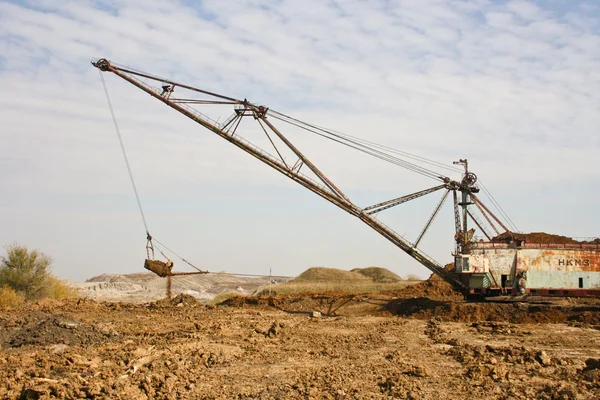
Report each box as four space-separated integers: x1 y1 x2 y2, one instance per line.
524 288 600 297
144 259 173 277
462 243 600 292
526 249 600 271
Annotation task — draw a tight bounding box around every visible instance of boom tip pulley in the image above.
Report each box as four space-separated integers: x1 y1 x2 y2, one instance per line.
92 58 111 71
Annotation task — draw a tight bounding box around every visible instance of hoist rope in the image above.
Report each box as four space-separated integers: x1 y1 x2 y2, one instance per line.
100 63 517 236
270 109 462 175
99 64 517 277
100 71 207 275
270 110 518 233
99 71 149 235
268 111 518 232
269 112 446 181
478 181 519 232
152 237 206 273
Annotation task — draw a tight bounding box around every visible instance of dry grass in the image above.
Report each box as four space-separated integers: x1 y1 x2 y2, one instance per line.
0 277 76 309
351 266 403 283
259 280 418 295
45 276 78 299
211 292 245 305
294 267 370 282
257 266 419 295
0 285 25 310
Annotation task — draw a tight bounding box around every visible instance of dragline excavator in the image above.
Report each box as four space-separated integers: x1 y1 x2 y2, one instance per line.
93 58 600 298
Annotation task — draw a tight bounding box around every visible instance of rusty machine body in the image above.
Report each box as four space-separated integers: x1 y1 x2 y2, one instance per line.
457 241 600 297
93 58 599 297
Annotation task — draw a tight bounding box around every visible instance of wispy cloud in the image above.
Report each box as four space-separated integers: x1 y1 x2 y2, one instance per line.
1 0 599 279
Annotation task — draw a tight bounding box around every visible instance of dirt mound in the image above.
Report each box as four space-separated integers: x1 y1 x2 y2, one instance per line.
386 263 461 300
150 293 201 308
392 279 460 299
170 293 200 305
351 267 403 283
387 299 600 324
7 313 106 348
493 231 580 244
294 267 370 283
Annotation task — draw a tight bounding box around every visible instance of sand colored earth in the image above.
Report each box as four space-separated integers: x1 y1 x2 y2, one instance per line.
68 272 278 303
1 287 600 399
2 264 599 398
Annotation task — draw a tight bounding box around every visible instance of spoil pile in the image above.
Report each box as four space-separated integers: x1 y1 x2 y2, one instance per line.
254 266 415 297
293 267 370 283
150 293 201 308
493 231 581 244
388 263 459 299
351 267 403 283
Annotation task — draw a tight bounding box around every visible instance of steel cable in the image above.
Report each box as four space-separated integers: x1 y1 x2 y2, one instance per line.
269 113 445 181
99 71 149 235
270 110 462 174
478 181 519 232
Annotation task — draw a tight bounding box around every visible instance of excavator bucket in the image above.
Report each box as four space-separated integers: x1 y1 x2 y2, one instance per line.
144 259 174 277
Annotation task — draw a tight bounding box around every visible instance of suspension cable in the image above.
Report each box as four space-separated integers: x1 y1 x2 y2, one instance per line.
269 110 519 233
152 237 206 273
271 114 446 180
269 113 446 181
270 109 463 174
478 181 519 232
100 71 209 275
99 71 149 234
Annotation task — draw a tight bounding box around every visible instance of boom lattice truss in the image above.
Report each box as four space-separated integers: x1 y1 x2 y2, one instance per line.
93 58 511 290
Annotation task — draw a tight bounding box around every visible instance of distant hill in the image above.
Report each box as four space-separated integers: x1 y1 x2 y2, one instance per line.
351 267 403 283
70 272 272 303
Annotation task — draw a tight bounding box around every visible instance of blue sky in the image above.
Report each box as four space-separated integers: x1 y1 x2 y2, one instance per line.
1 0 599 281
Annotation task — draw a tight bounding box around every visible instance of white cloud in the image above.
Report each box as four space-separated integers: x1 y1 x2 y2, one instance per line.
0 0 599 280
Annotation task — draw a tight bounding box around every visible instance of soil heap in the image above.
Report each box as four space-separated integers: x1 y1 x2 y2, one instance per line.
293 267 370 283
493 231 581 244
351 267 403 283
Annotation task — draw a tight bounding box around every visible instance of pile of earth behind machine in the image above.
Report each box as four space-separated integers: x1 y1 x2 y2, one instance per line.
492 231 597 244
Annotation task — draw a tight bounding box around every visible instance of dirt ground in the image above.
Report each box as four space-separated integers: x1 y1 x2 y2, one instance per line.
1 292 600 399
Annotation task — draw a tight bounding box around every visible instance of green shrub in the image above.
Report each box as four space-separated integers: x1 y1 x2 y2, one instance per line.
0 244 52 300
0 243 77 301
